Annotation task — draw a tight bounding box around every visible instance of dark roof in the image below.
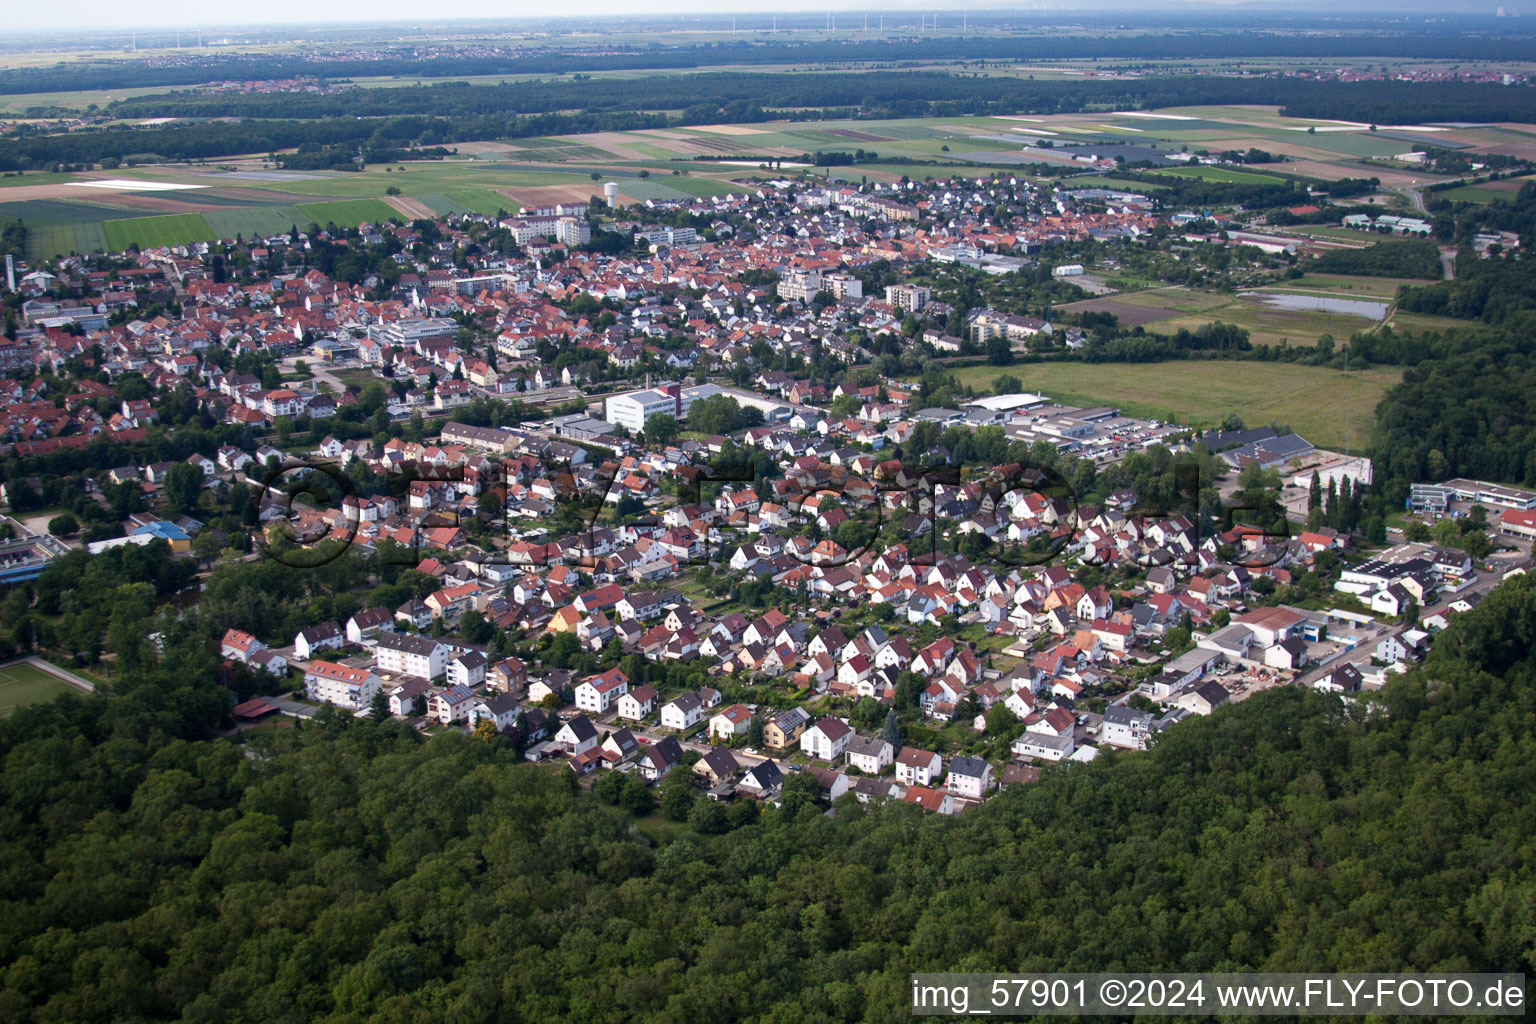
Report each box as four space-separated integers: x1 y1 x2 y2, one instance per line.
666 692 701 713
698 746 740 780
1198 426 1277 452
845 734 890 758
639 736 683 769
948 754 990 779
560 715 598 742
376 632 442 656
351 607 394 628
477 692 519 713
1192 681 1230 706
742 760 784 791
1104 704 1152 726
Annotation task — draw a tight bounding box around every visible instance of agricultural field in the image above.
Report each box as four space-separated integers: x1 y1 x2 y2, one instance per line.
946 360 1400 451
0 103 1518 260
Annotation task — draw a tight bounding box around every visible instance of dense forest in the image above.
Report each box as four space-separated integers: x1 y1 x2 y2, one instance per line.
1370 329 1536 498
4 27 1535 96
102 73 1536 125
0 569 1533 1022
1306 240 1443 280
4 75 1532 170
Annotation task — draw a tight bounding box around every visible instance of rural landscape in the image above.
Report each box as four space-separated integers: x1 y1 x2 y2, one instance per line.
0 5 1534 1023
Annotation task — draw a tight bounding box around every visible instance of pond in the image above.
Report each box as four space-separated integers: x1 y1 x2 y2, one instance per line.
1241 292 1390 320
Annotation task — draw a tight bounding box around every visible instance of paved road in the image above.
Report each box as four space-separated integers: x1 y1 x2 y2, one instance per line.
1439 247 1456 281
1399 184 1428 216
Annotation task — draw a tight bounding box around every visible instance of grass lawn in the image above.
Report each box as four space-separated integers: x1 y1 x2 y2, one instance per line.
1150 166 1286 185
0 662 79 716
1265 274 1431 298
634 811 691 843
1432 185 1502 205
945 361 1401 451
1389 311 1477 334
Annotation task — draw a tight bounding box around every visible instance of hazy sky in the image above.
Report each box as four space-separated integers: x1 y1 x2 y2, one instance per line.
4 2 1493 35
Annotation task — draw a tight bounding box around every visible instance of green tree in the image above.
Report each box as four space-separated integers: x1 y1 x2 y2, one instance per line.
688 799 729 834
643 412 680 446
660 779 697 822
163 462 204 514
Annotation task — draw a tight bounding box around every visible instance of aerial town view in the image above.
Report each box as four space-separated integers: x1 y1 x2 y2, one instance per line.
0 2 1532 1020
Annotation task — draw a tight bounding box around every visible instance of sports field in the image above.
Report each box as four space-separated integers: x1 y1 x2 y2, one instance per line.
945 360 1401 451
0 661 82 716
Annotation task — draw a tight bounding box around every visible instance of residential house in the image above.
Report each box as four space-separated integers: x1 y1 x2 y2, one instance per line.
574 668 630 714
844 734 894 775
374 632 447 680
710 703 753 740
387 678 431 717
468 693 521 731
902 785 957 815
659 693 703 731
1101 704 1153 751
763 707 811 750
736 760 785 800
346 607 396 644
800 717 852 761
694 746 741 786
220 628 263 662
616 684 658 721
637 736 685 782
895 747 943 787
946 755 992 800
1173 681 1230 716
303 661 381 710
427 684 476 725
554 715 600 755
447 650 487 689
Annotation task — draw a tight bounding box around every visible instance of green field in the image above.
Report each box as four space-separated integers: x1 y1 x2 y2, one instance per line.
1150 166 1286 184
1389 311 1479 334
103 213 211 250
1263 274 1433 298
1433 185 1506 205
945 360 1401 451
1066 283 1396 349
0 662 79 716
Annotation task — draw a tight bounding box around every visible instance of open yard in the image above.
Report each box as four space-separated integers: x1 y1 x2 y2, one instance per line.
0 661 83 716
947 360 1401 451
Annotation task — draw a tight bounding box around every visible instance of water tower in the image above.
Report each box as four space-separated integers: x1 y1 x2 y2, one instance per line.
603 181 619 206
